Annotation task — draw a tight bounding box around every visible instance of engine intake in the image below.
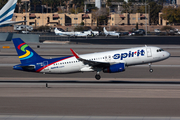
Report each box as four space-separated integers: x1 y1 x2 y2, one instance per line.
103 63 125 73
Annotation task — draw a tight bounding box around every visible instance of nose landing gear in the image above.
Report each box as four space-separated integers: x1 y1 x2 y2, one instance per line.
95 71 101 80
149 63 153 73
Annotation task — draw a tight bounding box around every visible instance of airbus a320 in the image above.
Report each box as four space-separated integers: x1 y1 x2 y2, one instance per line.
13 38 170 80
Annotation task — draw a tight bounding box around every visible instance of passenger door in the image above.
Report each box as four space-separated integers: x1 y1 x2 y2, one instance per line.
146 48 152 57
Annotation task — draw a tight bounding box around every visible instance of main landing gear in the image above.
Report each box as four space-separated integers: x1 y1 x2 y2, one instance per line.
149 63 153 73
95 71 101 80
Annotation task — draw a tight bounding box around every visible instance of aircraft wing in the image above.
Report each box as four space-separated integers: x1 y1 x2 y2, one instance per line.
70 49 111 68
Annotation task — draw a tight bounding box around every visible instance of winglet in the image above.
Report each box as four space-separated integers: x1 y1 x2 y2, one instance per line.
70 49 80 59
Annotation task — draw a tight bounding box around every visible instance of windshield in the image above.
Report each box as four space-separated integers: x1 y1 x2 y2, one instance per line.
157 48 164 52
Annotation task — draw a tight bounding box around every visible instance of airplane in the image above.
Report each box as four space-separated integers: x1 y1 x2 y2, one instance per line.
82 29 99 36
54 28 88 38
0 0 26 27
12 38 170 80
103 27 121 38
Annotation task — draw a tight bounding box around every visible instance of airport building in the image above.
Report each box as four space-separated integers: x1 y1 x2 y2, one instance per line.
159 12 169 26
14 13 96 27
14 12 149 27
108 13 149 26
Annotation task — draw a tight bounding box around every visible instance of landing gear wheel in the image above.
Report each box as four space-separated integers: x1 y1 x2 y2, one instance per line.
95 74 101 80
149 69 153 73
148 63 153 73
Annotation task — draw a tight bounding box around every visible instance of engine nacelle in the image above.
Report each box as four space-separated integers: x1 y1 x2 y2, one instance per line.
103 63 125 73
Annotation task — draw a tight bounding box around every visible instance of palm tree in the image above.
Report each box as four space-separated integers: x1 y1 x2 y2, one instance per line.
31 0 40 13
64 0 70 12
41 0 49 13
49 0 56 13
0 0 8 9
106 0 112 8
17 0 22 13
122 1 132 13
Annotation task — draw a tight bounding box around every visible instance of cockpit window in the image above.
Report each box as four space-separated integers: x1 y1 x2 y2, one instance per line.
157 49 164 52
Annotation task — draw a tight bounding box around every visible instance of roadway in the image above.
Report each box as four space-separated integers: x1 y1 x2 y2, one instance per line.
0 43 180 119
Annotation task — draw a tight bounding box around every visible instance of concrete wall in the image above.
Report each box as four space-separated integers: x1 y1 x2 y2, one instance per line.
0 33 39 43
70 36 180 45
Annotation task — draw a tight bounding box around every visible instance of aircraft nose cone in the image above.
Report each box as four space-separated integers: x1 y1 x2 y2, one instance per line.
166 52 170 58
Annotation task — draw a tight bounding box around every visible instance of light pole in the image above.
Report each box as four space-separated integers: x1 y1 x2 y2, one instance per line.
148 5 150 32
145 0 147 36
75 5 77 27
42 2 43 28
109 7 110 30
25 1 27 34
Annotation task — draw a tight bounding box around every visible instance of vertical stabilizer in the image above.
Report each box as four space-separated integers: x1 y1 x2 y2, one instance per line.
13 38 44 64
103 27 108 33
0 0 17 27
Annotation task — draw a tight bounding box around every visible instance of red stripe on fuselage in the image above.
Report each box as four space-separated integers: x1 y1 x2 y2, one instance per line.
36 56 73 72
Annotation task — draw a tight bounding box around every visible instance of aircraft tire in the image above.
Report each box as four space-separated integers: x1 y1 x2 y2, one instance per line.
95 74 101 80
149 69 153 73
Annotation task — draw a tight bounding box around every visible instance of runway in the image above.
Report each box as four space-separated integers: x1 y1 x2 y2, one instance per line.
1 82 180 116
1 65 180 79
1 65 180 117
1 43 180 118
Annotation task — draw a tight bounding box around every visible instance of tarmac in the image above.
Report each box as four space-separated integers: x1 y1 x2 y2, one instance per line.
0 42 180 118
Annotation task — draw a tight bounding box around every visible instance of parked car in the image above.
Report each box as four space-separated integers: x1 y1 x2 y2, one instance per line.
174 31 180 35
128 29 145 36
82 29 99 36
167 29 176 35
92 31 99 36
21 31 29 34
154 29 161 32
138 29 146 34
82 30 92 36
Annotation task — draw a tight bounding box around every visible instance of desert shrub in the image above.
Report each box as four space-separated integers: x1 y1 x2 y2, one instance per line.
74 26 91 31
110 26 124 32
37 26 50 32
91 26 103 31
160 26 173 32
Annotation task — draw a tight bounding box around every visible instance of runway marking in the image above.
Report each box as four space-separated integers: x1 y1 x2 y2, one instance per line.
0 115 180 120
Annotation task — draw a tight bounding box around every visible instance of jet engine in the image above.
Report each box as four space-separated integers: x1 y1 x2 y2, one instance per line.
103 63 125 73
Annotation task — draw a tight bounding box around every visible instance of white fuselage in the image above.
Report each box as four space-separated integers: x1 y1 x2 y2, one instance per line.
105 32 120 37
103 27 120 37
54 28 88 37
40 46 170 73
